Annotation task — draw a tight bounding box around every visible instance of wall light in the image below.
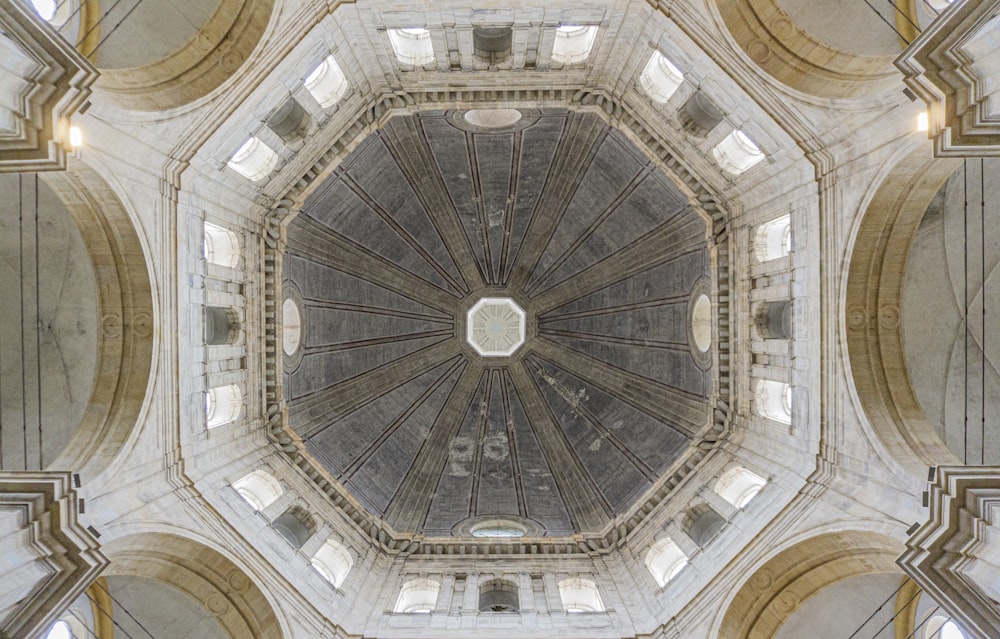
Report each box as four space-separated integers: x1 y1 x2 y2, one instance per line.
917 112 928 132
69 126 82 147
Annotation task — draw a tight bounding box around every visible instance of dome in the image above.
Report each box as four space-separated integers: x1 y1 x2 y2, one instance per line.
282 109 716 536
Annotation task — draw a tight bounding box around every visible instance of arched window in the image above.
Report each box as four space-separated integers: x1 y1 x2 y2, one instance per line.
30 0 73 25
45 621 72 639
282 298 302 356
551 25 598 64
683 504 726 547
206 384 242 428
272 505 316 549
557 578 604 612
304 56 349 108
754 214 792 262
755 380 792 425
203 222 240 268
205 306 240 345
714 467 767 508
754 300 793 340
227 137 279 182
925 616 967 639
387 28 435 66
478 578 519 612
311 539 353 587
232 469 283 511
394 578 440 613
639 50 684 103
712 129 765 175
644 537 689 587
31 0 57 21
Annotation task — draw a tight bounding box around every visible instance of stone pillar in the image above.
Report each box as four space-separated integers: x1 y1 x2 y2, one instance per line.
435 574 455 613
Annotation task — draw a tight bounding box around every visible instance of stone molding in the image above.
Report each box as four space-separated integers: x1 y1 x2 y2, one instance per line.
844 148 961 475
102 532 284 639
718 530 904 639
95 0 275 111
896 0 1000 156
0 471 107 639
898 466 1000 639
714 0 898 98
0 2 97 172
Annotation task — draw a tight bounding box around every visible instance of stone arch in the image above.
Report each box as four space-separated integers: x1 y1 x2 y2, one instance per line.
844 147 961 475
718 530 904 639
713 0 901 98
37 160 154 474
101 532 283 639
92 0 275 111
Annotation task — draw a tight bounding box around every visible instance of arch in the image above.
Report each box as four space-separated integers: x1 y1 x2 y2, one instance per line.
755 214 792 262
755 300 794 340
755 379 792 424
714 0 899 98
227 137 279 182
558 578 604 612
93 0 275 111
844 147 961 474
34 162 154 474
205 306 241 345
203 221 240 268
394 578 440 613
645 537 689 587
551 25 598 65
639 50 684 104
715 466 767 508
272 505 315 549
713 129 765 175
310 538 353 588
387 28 435 66
206 384 242 428
232 469 283 511
680 91 725 138
717 530 904 639
478 578 519 612
100 532 283 639
683 503 727 546
304 55 349 108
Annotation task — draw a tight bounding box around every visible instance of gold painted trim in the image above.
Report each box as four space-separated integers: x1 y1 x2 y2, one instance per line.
894 577 922 639
86 577 115 639
76 0 100 63
895 0 921 48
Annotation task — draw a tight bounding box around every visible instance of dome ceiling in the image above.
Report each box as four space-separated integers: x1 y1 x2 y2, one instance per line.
284 109 713 536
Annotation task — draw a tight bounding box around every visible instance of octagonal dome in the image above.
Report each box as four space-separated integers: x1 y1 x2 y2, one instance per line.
283 109 714 536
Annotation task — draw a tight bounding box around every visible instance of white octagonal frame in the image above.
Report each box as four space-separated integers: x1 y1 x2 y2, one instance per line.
466 297 526 357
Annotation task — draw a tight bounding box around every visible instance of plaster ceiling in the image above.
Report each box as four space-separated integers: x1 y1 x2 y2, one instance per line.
284 109 713 536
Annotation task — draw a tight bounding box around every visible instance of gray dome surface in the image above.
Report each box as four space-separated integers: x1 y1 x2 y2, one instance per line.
285 109 712 536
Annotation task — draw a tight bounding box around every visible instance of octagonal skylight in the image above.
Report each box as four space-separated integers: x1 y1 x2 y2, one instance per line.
466 297 526 357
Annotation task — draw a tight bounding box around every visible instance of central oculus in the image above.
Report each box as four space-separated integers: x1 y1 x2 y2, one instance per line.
466 297 526 357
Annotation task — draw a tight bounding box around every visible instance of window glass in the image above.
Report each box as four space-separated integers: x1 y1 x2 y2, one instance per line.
551 25 598 64
712 129 765 175
304 56 349 108
387 28 435 65
227 137 279 182
639 51 684 103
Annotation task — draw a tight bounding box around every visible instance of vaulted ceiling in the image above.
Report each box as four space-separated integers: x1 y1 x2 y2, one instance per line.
285 110 713 535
